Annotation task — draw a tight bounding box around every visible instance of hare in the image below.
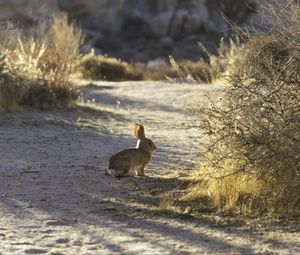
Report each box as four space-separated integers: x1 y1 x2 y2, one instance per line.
106 124 156 177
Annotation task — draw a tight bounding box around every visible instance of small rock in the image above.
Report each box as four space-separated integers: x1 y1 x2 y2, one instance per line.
56 238 70 244
24 248 47 254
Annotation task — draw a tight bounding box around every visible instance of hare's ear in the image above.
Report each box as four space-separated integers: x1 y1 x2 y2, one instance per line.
134 123 145 140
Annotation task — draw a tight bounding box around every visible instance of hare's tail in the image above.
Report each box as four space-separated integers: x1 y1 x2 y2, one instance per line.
105 166 117 178
105 168 111 175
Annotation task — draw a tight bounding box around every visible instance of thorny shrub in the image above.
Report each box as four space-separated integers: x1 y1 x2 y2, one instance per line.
187 0 300 214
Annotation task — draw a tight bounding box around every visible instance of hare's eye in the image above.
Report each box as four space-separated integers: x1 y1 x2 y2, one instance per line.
148 142 152 145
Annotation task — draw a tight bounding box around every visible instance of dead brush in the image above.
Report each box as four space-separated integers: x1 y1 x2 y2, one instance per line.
0 23 25 112
185 0 300 215
79 51 144 81
169 56 214 84
169 37 241 84
0 13 83 111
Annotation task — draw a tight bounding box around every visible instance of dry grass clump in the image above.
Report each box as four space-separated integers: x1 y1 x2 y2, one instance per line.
169 38 241 84
158 194 179 213
184 162 263 214
186 1 300 215
143 58 215 83
79 51 144 81
0 13 82 111
168 57 215 84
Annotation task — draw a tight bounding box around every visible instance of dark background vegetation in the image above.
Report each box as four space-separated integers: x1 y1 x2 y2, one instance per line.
0 0 256 61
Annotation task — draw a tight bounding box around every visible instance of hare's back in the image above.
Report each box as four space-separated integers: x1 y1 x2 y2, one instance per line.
108 148 138 170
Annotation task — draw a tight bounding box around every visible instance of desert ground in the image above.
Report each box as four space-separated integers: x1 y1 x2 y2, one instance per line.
0 81 299 254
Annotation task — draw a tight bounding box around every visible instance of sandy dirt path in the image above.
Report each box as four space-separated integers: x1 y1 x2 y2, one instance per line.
0 81 299 254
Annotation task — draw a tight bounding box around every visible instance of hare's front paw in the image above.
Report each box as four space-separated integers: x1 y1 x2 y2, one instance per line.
136 170 145 176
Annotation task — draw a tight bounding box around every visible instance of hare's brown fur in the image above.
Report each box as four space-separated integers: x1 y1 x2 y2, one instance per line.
107 124 156 177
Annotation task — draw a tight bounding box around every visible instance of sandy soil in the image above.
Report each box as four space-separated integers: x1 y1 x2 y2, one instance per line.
0 81 299 255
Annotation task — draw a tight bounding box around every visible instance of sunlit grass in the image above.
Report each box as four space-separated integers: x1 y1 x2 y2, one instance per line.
78 51 144 81
169 37 241 84
0 13 82 111
158 194 180 213
183 161 263 214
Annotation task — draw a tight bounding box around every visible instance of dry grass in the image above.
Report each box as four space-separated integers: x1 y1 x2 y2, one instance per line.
79 48 238 83
183 162 263 214
142 63 179 81
142 59 214 83
169 57 214 83
185 0 300 215
169 37 241 84
0 13 82 111
158 194 179 213
79 51 144 81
